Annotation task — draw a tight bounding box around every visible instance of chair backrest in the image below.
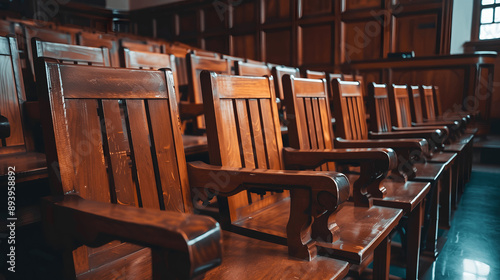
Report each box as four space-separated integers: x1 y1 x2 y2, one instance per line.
433 85 444 116
200 72 288 223
305 70 326 79
408 85 424 123
421 85 437 120
221 54 245 74
36 59 192 277
163 43 191 89
23 25 75 78
272 65 301 102
331 79 369 140
191 49 219 58
187 53 231 130
122 48 180 102
282 76 336 171
235 61 271 77
32 39 111 82
120 38 162 53
367 82 393 133
0 35 29 154
389 84 413 128
77 31 120 67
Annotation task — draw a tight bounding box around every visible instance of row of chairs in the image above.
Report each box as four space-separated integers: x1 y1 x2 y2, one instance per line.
32 56 477 279
0 20 476 280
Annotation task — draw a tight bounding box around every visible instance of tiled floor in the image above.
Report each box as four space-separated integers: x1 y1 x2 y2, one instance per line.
420 167 500 280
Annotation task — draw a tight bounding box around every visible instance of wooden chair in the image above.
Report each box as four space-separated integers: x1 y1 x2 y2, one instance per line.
304 70 326 79
199 71 403 280
77 31 120 67
283 76 432 280
368 82 459 229
186 53 231 132
163 43 192 99
271 65 301 104
0 35 47 183
331 79 450 258
235 60 271 77
22 25 75 78
394 84 473 206
36 59 351 279
220 54 245 74
191 49 219 58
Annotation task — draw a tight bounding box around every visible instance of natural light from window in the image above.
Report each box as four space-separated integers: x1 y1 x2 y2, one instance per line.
480 0 500 39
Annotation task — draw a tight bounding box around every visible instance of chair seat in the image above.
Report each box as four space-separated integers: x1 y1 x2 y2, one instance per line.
374 180 431 213
413 162 446 182
205 231 350 280
0 152 47 183
234 199 402 264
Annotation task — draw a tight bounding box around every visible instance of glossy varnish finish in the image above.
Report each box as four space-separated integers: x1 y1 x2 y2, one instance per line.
36 61 221 279
0 35 28 155
187 53 231 130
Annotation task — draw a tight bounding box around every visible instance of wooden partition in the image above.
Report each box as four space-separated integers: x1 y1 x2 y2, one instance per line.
342 52 497 133
128 0 453 72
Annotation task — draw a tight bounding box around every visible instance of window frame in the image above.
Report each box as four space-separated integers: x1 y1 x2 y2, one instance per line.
472 0 500 40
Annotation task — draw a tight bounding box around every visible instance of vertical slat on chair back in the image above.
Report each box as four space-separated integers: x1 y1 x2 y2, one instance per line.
368 82 393 133
421 85 437 120
187 54 231 130
37 60 191 277
331 79 369 140
122 48 180 102
283 76 336 171
0 35 28 155
201 72 286 222
33 39 111 68
77 32 120 67
305 70 326 79
408 85 424 123
235 61 271 77
271 65 301 102
390 84 413 128
433 86 444 116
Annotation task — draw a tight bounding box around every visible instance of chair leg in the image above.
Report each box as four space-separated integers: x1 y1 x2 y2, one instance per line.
406 203 422 280
422 179 440 258
373 236 391 280
439 167 451 229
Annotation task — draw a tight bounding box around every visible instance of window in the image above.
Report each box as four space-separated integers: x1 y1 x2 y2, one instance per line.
479 0 500 39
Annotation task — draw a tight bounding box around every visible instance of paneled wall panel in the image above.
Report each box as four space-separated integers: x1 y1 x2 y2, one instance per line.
263 29 292 65
130 0 452 70
299 24 333 66
393 14 439 56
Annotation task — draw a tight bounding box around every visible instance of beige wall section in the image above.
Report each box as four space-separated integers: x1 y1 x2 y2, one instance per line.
107 0 184 11
106 0 129 11
450 0 474 54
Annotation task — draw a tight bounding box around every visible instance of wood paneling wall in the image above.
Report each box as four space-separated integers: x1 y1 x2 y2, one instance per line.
130 0 453 71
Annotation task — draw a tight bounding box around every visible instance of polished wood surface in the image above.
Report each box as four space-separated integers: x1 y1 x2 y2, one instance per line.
235 61 271 77
0 35 28 155
36 60 352 279
187 53 231 130
77 32 120 67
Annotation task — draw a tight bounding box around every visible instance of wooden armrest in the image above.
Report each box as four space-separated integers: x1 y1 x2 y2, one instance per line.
282 147 397 207
179 102 205 119
187 161 350 259
369 129 446 152
187 161 349 210
334 137 427 153
333 137 428 181
391 125 449 136
282 147 396 171
413 120 461 131
0 114 10 139
42 195 222 278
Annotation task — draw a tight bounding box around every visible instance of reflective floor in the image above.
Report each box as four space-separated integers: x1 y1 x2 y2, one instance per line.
420 169 500 280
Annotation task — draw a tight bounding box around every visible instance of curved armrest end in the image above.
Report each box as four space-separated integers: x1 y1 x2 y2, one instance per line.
41 195 222 278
